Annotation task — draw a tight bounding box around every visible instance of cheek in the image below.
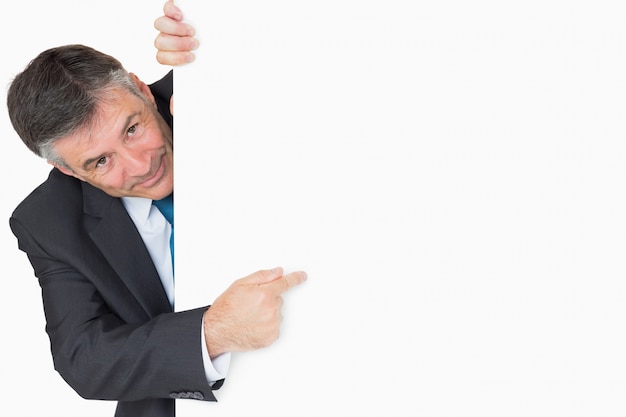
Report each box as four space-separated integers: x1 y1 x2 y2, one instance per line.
151 116 173 148
143 128 169 150
96 170 129 191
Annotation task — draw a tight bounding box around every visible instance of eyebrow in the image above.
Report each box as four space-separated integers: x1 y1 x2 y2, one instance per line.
80 112 140 171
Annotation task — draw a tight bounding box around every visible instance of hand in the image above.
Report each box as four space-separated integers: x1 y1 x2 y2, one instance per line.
154 0 199 66
203 267 308 358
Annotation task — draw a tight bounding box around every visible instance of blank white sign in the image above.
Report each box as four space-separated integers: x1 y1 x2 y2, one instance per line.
174 1 626 416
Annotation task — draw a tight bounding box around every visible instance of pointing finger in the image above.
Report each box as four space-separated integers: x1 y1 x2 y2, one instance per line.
272 271 308 295
240 267 284 286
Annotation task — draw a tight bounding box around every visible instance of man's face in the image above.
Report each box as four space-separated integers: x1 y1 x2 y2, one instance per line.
52 80 173 200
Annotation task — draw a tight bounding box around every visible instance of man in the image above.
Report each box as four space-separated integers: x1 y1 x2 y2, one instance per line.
6 9 306 417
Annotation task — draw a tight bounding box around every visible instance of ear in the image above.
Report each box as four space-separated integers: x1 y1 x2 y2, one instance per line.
48 160 78 179
129 72 157 107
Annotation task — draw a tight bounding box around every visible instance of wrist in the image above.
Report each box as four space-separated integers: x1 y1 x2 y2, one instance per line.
203 307 228 359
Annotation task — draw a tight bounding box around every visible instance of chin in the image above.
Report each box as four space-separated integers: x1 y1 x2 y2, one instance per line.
154 185 174 200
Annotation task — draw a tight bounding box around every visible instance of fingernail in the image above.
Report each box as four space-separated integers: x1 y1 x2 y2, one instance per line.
185 53 195 63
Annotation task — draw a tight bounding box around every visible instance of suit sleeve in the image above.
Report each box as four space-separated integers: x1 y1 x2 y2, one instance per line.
10 216 216 403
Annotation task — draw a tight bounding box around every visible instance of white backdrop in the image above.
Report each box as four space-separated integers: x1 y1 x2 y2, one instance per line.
3 1 626 417
174 1 626 416
1 1 168 416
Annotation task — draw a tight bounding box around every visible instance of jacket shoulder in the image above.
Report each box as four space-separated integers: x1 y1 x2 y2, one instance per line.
12 168 83 221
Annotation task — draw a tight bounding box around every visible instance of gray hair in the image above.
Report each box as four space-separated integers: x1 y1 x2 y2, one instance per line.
7 44 143 166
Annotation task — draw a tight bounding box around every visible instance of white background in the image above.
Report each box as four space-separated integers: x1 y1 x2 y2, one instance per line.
3 1 626 417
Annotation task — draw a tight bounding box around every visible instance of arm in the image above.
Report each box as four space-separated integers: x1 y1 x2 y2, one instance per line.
11 212 306 401
10 215 215 402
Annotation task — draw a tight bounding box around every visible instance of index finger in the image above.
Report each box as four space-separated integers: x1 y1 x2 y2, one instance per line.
271 271 308 294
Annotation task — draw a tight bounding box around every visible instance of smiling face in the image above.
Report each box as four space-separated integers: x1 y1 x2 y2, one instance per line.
52 77 173 200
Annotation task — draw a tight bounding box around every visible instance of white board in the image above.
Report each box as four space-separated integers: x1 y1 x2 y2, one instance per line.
174 1 626 416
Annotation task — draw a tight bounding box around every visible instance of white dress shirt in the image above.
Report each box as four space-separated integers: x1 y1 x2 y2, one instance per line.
121 196 230 385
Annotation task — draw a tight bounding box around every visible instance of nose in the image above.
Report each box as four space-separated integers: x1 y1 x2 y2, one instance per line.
123 147 152 178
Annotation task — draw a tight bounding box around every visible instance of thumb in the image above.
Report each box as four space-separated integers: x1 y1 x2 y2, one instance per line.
241 267 284 285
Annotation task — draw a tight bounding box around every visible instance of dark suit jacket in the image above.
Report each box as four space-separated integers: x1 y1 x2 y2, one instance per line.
9 71 218 417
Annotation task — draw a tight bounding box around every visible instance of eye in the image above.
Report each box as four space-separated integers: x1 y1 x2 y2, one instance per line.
127 124 138 136
95 156 108 167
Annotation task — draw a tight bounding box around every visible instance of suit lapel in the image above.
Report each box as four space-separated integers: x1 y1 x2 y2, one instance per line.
82 182 172 317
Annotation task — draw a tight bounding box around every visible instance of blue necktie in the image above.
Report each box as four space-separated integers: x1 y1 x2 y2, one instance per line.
153 193 174 272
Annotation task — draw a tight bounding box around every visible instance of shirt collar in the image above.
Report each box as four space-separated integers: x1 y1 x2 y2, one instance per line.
121 196 154 225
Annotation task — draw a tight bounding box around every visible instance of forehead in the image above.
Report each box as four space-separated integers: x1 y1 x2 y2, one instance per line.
94 88 146 123
82 90 146 141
